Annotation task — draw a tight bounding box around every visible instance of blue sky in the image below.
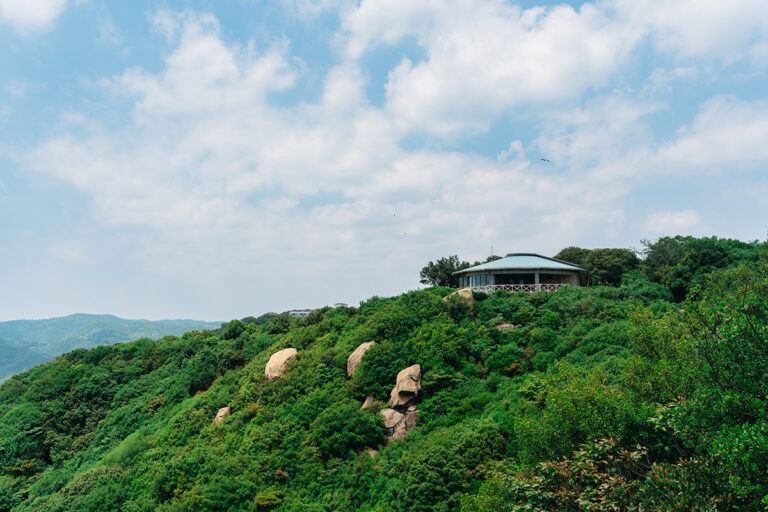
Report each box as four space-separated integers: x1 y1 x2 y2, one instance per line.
1 0 767 321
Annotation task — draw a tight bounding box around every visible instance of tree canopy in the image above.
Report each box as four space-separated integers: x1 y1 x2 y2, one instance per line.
419 255 502 287
419 255 470 287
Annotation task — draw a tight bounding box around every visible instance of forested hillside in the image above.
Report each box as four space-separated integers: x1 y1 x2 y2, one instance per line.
0 237 766 511
0 315 221 381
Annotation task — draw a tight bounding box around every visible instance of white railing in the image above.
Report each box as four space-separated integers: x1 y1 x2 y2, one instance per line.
469 283 564 293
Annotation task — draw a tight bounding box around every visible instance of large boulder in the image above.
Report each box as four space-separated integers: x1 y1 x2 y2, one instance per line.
265 348 298 380
360 395 375 411
347 341 376 377
380 405 419 441
496 323 515 331
443 287 474 305
214 406 231 425
390 364 421 407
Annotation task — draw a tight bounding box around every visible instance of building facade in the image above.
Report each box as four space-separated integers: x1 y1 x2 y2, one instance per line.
453 253 587 293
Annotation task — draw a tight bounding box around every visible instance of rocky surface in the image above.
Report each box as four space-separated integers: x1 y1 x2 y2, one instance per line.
360 395 375 411
443 287 474 305
496 323 515 331
389 364 422 407
347 341 376 377
214 406 231 425
380 405 419 441
379 364 423 441
264 348 298 380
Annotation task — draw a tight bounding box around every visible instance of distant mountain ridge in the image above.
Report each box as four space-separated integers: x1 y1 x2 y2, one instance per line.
0 313 221 381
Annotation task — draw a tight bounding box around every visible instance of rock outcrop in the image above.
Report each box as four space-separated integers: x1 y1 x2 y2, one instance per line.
347 341 376 377
496 323 515 331
214 406 231 425
389 364 421 407
380 405 419 441
360 395 375 411
443 287 474 305
265 348 298 380
380 364 422 441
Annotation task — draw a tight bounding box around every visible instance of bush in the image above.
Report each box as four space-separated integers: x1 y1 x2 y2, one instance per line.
462 438 648 512
515 364 649 462
306 401 383 458
222 320 246 340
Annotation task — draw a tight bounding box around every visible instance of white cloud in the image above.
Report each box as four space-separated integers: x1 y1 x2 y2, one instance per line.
614 0 768 65
0 0 67 33
283 0 351 18
341 0 642 136
336 0 768 139
658 96 768 170
98 16 121 46
642 209 701 234
113 12 297 119
535 95 662 176
644 66 699 96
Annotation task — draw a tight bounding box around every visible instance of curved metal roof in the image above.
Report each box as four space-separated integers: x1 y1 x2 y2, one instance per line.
453 253 585 274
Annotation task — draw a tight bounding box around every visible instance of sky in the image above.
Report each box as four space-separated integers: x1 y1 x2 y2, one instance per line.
1 0 767 321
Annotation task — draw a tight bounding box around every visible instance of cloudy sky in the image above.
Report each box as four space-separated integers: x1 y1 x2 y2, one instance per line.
1 0 767 321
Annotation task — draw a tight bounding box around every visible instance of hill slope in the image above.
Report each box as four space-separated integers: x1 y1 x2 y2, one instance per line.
0 314 221 381
0 254 766 510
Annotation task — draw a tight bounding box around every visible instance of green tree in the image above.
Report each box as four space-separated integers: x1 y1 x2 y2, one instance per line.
583 248 639 286
641 235 766 301
419 255 471 287
553 246 591 267
221 319 246 340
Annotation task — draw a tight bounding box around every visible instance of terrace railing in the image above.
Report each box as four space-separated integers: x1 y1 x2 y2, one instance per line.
469 283 564 293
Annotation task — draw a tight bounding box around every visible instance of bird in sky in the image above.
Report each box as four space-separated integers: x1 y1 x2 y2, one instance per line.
540 158 551 163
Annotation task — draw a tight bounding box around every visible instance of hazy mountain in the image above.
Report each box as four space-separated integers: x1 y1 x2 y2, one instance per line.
0 313 221 381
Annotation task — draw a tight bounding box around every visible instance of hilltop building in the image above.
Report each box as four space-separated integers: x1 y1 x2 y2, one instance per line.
289 309 314 318
453 253 587 293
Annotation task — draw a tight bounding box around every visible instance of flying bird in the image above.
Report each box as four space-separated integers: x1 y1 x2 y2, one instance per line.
540 158 551 163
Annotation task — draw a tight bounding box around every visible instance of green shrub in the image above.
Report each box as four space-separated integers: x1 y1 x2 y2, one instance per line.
516 364 649 462
306 401 383 458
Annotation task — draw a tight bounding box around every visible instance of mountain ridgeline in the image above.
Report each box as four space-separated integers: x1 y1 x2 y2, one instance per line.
1 236 767 511
0 315 221 382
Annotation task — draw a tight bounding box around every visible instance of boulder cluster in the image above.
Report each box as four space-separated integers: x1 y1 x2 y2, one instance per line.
346 342 422 443
216 340 423 446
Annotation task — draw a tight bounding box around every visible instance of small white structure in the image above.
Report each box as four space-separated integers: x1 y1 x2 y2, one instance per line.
289 309 313 318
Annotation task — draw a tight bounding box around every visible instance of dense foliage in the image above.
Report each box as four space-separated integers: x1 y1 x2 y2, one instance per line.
554 247 639 286
1 236 766 511
640 235 765 301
